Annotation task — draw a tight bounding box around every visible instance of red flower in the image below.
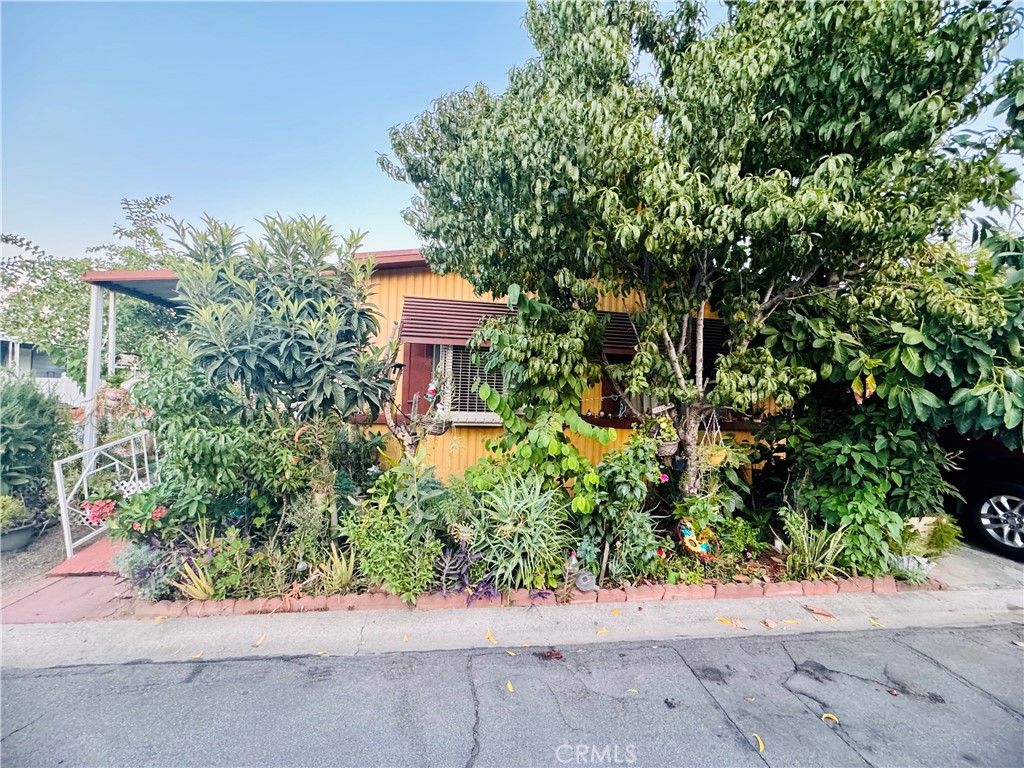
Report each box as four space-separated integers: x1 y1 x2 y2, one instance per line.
657 548 666 558
151 506 168 521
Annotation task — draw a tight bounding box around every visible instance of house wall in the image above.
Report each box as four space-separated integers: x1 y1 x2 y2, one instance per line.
368 267 645 477
366 264 752 479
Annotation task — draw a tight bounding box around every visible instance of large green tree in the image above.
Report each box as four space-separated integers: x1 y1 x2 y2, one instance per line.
1 196 178 383
381 0 1021 492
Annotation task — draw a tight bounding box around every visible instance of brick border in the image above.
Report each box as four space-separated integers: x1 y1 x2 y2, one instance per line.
133 576 947 618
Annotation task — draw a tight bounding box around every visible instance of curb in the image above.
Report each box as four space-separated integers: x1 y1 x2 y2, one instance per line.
133 576 947 619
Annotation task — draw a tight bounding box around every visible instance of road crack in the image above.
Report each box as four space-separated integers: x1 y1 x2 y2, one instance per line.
465 655 481 768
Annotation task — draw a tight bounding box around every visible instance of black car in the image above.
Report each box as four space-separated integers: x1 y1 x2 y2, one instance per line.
944 434 1024 561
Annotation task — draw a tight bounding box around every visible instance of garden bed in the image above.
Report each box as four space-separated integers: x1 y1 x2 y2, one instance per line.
133 575 946 619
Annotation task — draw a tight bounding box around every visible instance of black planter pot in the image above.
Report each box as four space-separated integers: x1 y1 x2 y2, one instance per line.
0 524 37 553
670 456 689 472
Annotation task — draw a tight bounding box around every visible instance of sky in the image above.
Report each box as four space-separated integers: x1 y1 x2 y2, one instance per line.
2 1 1017 263
2 1 544 258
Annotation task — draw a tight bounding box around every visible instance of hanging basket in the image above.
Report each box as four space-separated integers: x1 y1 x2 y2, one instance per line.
423 419 452 436
657 440 680 457
676 518 720 562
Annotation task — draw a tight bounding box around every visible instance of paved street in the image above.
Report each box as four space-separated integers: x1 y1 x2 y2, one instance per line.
3 624 1022 767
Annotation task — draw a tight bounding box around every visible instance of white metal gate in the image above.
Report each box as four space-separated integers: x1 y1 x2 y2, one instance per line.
53 430 160 559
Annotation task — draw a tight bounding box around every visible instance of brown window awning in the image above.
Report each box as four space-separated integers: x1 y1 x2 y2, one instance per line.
398 296 642 355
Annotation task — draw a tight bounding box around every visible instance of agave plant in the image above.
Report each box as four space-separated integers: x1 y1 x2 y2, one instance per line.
474 472 571 591
778 506 848 582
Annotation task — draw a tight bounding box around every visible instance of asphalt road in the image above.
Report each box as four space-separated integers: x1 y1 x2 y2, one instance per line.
2 625 1022 768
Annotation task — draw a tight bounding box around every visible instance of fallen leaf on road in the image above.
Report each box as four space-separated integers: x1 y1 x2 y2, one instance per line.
611 609 621 615
252 634 266 648
627 689 638 694
521 642 530 647
783 619 800 625
804 605 835 620
403 634 408 642
887 689 899 696
731 618 748 630
316 651 328 656
822 713 840 724
190 652 203 659
597 627 608 635
715 616 732 625
485 630 498 645
538 650 563 661
744 696 756 702
870 617 885 628
1012 640 1024 649
506 650 517 656
153 615 168 623
752 733 765 753
506 680 514 693
762 619 778 629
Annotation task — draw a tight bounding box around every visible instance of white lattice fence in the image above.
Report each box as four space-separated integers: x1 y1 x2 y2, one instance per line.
53 430 160 559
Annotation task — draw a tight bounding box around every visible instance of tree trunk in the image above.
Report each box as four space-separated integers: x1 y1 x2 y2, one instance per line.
678 402 703 494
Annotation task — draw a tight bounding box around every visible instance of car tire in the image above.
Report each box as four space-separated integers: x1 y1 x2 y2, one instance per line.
964 481 1024 562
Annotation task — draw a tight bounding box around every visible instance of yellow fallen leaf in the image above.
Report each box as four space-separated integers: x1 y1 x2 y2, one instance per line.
753 733 765 753
316 651 328 656
252 634 266 648
506 680 514 693
403 634 409 642
731 618 748 630
870 617 885 628
784 619 800 625
190 651 203 659
485 630 497 645
521 642 530 647
506 651 517 656
153 615 168 623
611 609 621 616
627 688 638 694
822 713 840 724
715 616 732 625
596 627 608 635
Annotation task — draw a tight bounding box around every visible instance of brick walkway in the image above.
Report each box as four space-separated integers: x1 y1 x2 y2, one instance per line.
1 537 131 624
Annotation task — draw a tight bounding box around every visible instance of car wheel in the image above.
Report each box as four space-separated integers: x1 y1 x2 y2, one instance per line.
966 482 1024 562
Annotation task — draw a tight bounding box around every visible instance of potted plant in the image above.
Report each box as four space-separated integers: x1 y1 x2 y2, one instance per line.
0 496 37 552
651 415 680 457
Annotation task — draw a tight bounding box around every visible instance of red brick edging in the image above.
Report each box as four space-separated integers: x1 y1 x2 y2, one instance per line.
133 575 946 619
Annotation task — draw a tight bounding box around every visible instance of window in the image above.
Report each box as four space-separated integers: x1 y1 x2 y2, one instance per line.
434 344 506 425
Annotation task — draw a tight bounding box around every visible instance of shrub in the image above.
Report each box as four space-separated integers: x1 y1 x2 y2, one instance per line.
0 495 32 532
474 471 571 590
112 542 180 601
345 494 441 604
0 374 71 500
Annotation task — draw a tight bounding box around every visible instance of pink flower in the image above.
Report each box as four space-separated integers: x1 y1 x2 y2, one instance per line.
132 522 142 532
659 473 669 483
151 506 167 521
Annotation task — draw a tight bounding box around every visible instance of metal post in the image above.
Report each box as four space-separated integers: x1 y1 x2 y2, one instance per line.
83 285 105 454
106 290 116 376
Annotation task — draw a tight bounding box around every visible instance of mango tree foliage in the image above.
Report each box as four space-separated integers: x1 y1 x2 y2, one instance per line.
768 241 1024 450
381 0 1021 491
175 216 393 422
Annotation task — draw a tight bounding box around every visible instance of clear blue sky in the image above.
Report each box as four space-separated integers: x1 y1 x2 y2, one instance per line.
2 1 542 257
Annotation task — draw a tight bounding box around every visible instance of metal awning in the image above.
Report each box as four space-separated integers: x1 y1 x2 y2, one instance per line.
82 269 180 309
398 296 640 355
